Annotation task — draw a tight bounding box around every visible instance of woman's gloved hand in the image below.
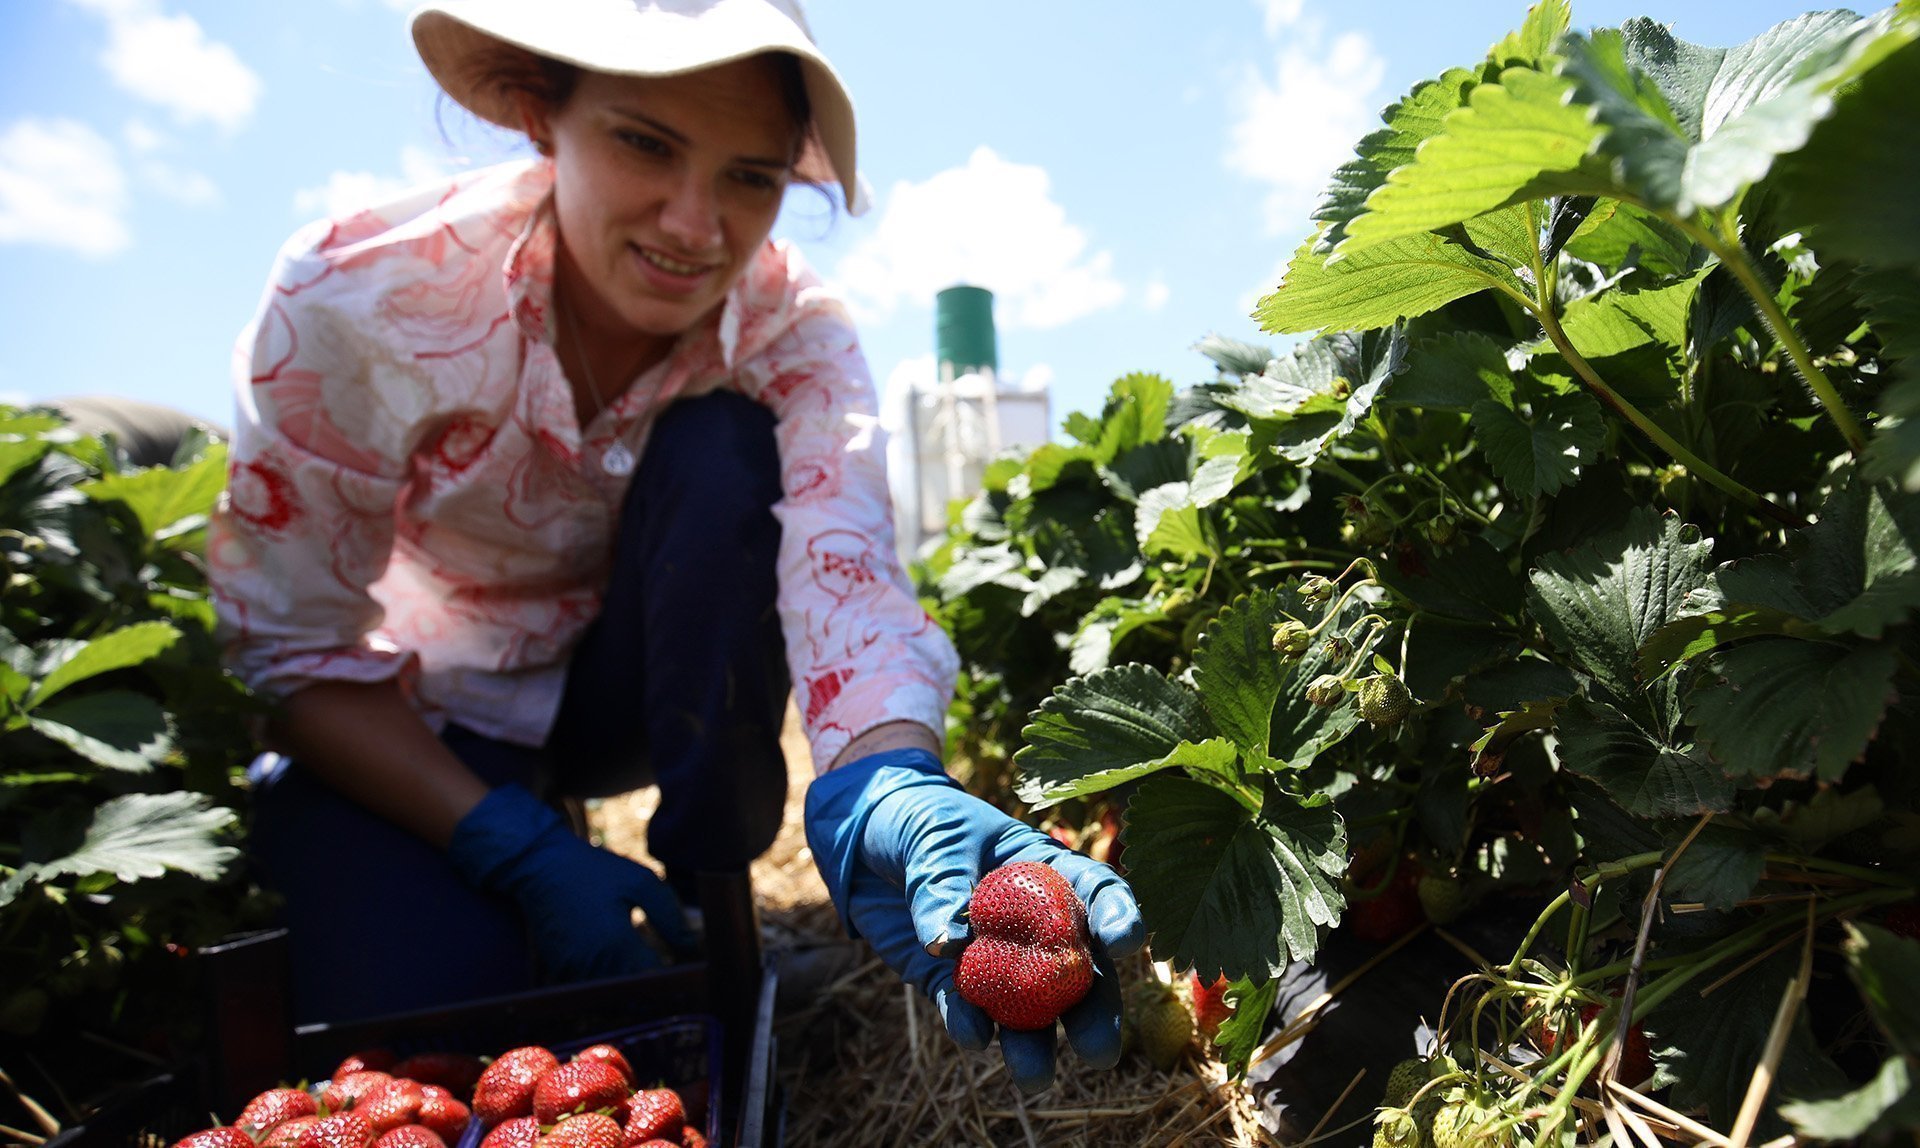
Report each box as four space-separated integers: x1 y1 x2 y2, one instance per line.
447 784 696 980
804 748 1145 1092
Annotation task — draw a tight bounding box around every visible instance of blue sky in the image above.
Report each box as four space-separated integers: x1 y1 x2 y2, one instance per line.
1 0 1834 434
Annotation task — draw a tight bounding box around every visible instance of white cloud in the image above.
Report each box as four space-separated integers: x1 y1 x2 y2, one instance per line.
833 146 1127 332
0 118 131 259
140 160 219 206
122 117 164 153
66 0 263 133
1142 278 1171 312
1262 0 1306 35
1226 18 1386 236
292 146 457 219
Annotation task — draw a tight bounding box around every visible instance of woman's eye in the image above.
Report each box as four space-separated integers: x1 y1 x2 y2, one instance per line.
732 169 783 192
618 131 669 156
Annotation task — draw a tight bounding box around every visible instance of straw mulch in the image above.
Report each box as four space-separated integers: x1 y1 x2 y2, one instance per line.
590 706 1276 1147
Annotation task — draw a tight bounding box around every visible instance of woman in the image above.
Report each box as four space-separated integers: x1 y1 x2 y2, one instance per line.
209 0 1140 1092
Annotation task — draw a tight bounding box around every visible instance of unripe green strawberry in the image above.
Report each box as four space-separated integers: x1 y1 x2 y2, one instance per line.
1417 874 1467 925
1381 1057 1428 1108
1420 513 1459 547
1299 574 1335 604
1306 673 1346 706
1372 1106 1422 1148
1341 496 1391 547
1271 619 1312 657
1127 980 1193 1070
1322 636 1349 659
1357 673 1412 726
1430 1089 1511 1148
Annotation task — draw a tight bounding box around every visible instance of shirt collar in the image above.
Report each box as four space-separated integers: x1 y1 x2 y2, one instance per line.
504 161 741 372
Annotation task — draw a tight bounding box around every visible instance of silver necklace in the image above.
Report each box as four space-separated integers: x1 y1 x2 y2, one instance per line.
560 300 637 477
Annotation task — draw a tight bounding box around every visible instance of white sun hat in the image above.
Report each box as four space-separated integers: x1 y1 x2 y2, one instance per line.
411 0 868 214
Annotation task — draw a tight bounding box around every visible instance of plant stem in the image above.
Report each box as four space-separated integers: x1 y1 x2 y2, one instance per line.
1690 215 1868 454
1534 307 1808 529
1763 854 1915 889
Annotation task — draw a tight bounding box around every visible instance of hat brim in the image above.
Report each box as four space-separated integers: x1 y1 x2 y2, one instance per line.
411 0 864 215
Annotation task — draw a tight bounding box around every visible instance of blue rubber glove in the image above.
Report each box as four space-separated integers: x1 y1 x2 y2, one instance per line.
447 784 695 980
805 748 1145 1093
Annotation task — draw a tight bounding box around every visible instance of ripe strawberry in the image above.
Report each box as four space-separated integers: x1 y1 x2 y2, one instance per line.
1885 902 1920 940
955 862 1094 1031
170 1129 257 1148
1381 1057 1428 1108
392 1053 487 1095
334 1050 398 1077
472 1046 560 1126
571 1045 634 1086
533 1060 631 1124
416 1087 472 1144
1417 874 1467 925
624 1089 686 1143
263 1117 320 1148
372 1127 445 1148
237 1088 319 1135
1187 973 1233 1040
1356 673 1412 726
359 1079 425 1133
541 1113 623 1148
1538 996 1653 1086
1347 861 1422 943
323 1072 394 1114
678 1129 706 1148
292 1111 376 1148
478 1117 539 1148
628 1142 677 1148
1127 979 1193 1070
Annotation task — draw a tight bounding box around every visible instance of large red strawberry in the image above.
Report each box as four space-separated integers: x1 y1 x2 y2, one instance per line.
677 1129 706 1148
532 1061 630 1124
262 1117 320 1148
334 1050 398 1077
955 862 1093 1031
478 1117 540 1148
570 1045 634 1086
322 1071 394 1114
371 1128 445 1148
416 1086 472 1143
623 1089 685 1144
1538 997 1653 1087
170 1129 256 1148
541 1113 624 1148
292 1111 376 1148
472 1047 560 1126
392 1052 487 1095
237 1088 319 1135
358 1079 425 1133
1188 973 1233 1040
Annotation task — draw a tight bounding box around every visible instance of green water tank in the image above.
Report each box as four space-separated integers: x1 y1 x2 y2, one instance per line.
935 285 997 378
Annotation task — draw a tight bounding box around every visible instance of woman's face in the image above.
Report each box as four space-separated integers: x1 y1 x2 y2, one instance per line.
534 58 798 348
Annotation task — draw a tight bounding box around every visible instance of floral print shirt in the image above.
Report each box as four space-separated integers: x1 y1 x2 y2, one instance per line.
209 158 957 771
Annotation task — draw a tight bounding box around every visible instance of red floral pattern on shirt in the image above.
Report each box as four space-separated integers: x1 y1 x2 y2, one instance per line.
209 160 957 767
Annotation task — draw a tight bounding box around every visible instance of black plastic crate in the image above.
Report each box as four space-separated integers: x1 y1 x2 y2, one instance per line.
42 873 780 1148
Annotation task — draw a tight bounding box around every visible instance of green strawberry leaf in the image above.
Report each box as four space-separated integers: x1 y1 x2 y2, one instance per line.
1780 1056 1920 1142
0 436 54 489
1645 951 1847 1133
1124 777 1346 979
1687 638 1899 784
1068 597 1170 677
1773 26 1920 272
1749 786 1886 852
1528 509 1715 701
1014 665 1216 809
0 792 239 908
25 620 181 709
1311 68 1480 253
1223 330 1407 466
1845 922 1920 1060
1256 227 1523 336
1134 483 1214 560
1552 696 1735 818
1382 331 1516 412
1555 271 1709 368
1664 824 1767 910
1490 0 1574 67
78 444 227 541
1339 65 1605 255
1472 392 1605 499
1210 977 1281 1080
1192 586 1372 763
1635 605 1817 682
26 691 173 772
1562 199 1694 277
1379 536 1525 626
1790 478 1920 639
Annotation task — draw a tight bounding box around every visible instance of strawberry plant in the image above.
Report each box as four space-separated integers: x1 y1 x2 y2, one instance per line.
921 0 1920 1140
0 405 263 1072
